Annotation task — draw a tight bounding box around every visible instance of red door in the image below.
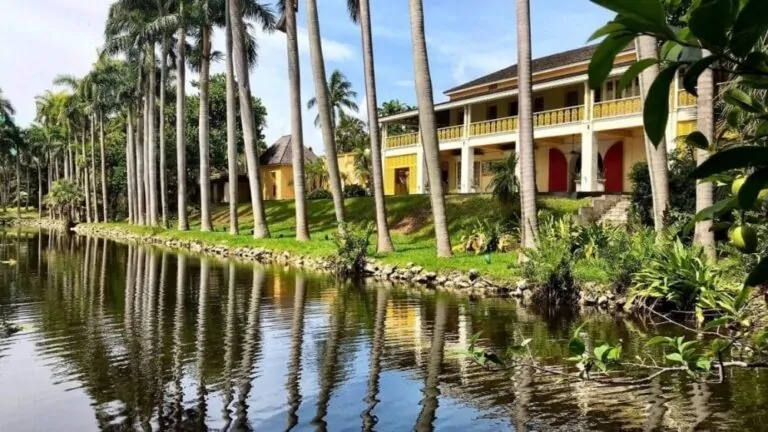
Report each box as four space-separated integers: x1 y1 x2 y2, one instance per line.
548 148 568 192
604 141 624 193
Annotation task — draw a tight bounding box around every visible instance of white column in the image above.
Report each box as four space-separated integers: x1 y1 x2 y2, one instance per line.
460 145 474 193
665 70 680 153
580 129 597 192
463 104 470 140
415 147 426 194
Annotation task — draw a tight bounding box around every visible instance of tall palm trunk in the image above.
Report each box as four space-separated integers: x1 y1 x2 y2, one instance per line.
229 0 269 238
695 49 715 259
636 36 670 232
517 0 538 250
82 130 92 223
198 24 213 232
284 0 310 241
359 0 393 252
408 0 451 257
127 107 137 224
225 0 238 235
99 110 108 221
37 164 43 219
90 113 99 223
305 0 345 223
15 146 20 218
159 38 169 228
176 5 189 231
136 97 146 225
147 45 158 226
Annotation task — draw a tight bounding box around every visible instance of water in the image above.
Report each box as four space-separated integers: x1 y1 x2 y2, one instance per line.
0 231 767 431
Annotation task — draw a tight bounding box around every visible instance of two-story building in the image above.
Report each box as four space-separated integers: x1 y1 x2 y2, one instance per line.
379 44 698 196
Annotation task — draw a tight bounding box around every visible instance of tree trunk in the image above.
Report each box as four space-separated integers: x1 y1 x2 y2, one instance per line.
160 37 169 228
90 113 99 223
359 0 393 252
176 7 189 231
408 0 451 257
99 110 108 221
15 146 20 218
636 35 670 232
147 45 158 226
285 0 310 241
137 96 146 225
517 0 538 250
695 48 715 259
37 164 42 219
144 75 152 225
82 130 92 223
127 108 136 224
199 24 213 232
225 0 239 235
229 0 270 238
306 0 345 223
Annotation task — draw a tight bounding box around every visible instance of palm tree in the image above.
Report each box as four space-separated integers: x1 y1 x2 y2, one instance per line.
305 0 345 224
176 1 190 230
517 0 537 250
224 0 239 235
407 0 451 257
488 153 519 204
635 35 670 233
352 145 371 187
307 69 359 128
228 0 275 238
277 0 310 241
378 99 416 136
694 49 715 259
347 0 393 252
0 88 14 123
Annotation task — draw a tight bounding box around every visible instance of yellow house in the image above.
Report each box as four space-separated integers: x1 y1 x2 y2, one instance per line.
379 44 699 196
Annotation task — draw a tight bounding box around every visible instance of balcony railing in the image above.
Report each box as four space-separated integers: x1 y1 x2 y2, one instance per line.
469 116 518 137
593 97 642 119
385 132 419 148
678 89 697 107
437 125 463 141
532 106 584 127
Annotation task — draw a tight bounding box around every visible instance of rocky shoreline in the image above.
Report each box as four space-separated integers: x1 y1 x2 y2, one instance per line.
71 223 625 311
3 218 68 231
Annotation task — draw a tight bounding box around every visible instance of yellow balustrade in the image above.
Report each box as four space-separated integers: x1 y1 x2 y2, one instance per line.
437 125 463 141
592 97 642 119
678 89 697 107
385 132 419 148
532 106 584 127
469 116 518 137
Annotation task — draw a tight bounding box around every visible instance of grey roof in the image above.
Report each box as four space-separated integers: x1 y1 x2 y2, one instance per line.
444 44 635 96
260 135 319 166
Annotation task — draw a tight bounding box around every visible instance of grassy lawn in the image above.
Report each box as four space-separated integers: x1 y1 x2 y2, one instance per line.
94 194 590 282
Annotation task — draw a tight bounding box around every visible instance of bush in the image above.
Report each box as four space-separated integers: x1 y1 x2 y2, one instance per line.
343 184 369 197
307 189 332 200
522 216 579 305
331 222 374 275
629 238 726 311
457 217 517 254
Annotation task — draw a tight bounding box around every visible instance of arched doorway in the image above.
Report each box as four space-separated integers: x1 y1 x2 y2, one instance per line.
548 148 568 193
604 141 624 193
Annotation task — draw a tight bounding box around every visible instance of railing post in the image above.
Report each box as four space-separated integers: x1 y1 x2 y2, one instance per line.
464 104 471 139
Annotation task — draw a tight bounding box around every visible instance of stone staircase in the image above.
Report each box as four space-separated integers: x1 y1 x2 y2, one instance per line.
578 195 631 225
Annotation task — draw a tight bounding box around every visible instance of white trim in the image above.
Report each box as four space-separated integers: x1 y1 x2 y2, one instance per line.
380 66 631 123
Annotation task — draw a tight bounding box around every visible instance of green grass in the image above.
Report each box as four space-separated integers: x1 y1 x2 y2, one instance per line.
92 194 588 282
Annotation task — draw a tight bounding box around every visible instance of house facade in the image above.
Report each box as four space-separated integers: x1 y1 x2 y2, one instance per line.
379 44 698 196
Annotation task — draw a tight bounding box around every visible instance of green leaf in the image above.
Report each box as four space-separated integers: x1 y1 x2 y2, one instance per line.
666 352 685 363
588 33 636 89
724 88 765 113
691 147 768 179
696 357 712 372
726 108 741 128
683 55 719 97
594 344 611 361
746 255 768 287
730 0 768 57
755 330 768 348
703 316 733 330
689 0 735 50
569 337 586 356
646 336 673 347
734 285 753 310
587 21 627 42
590 0 672 37
756 122 768 138
738 167 768 209
618 58 659 95
607 346 622 361
660 41 683 61
643 65 678 147
685 131 709 150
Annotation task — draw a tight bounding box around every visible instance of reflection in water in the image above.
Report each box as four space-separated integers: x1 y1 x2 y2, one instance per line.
0 232 767 431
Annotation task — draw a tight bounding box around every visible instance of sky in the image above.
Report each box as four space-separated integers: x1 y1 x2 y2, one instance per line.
0 0 614 155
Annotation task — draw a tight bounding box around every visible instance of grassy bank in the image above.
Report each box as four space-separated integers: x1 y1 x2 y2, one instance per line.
92 194 590 282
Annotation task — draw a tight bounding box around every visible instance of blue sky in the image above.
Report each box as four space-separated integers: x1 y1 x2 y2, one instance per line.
0 0 615 154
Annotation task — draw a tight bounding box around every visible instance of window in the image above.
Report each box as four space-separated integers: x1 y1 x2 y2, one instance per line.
534 97 545 112
486 105 498 120
457 109 465 125
481 160 501 175
606 81 615 100
565 90 580 107
435 110 450 128
594 88 602 103
508 101 519 117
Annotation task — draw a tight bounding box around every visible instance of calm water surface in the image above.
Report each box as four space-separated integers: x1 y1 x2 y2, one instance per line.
0 231 767 431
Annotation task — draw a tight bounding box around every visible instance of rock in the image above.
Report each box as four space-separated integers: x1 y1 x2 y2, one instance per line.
458 280 471 289
598 295 609 306
411 266 424 274
435 276 447 285
583 296 597 306
424 272 437 281
516 279 529 291
468 269 480 280
382 266 395 276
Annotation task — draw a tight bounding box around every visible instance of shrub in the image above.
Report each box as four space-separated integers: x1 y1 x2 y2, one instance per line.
331 222 373 275
343 184 369 197
307 189 332 200
522 215 579 305
629 238 726 311
458 217 517 254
